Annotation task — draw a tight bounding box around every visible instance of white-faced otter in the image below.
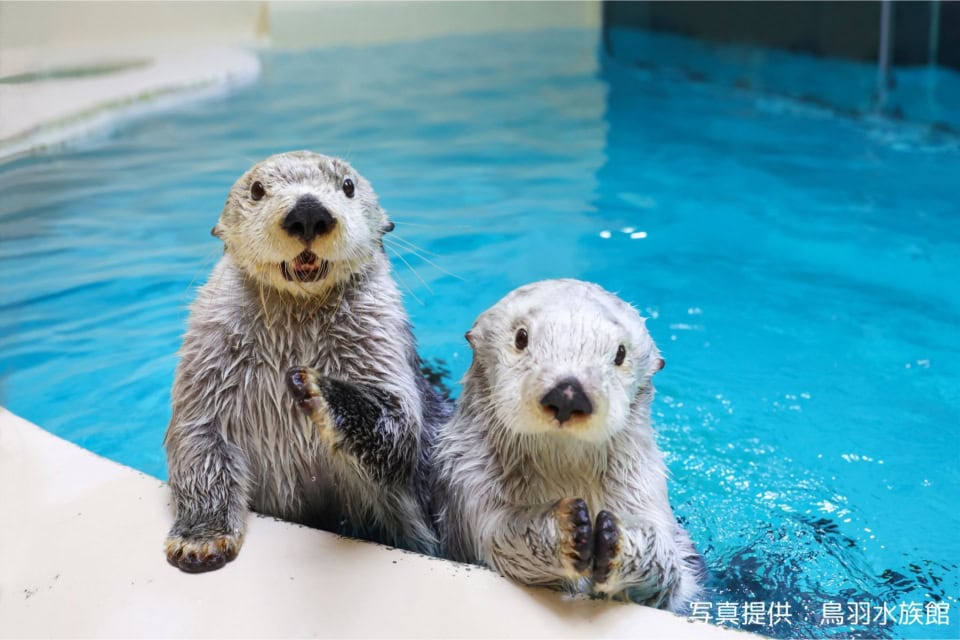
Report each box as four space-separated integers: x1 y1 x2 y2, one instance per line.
164 151 448 573
430 279 703 612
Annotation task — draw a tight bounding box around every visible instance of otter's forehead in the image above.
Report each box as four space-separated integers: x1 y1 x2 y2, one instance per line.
489 279 645 334
244 151 356 188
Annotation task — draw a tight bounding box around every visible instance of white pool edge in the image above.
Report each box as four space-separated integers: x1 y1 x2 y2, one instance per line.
0 407 748 638
0 45 262 162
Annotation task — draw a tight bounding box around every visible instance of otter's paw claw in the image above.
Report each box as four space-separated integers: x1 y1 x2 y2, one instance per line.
286 366 323 406
555 497 593 575
286 366 333 425
165 534 241 574
593 510 620 585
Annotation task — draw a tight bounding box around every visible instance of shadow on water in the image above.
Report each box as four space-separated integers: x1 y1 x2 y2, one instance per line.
420 357 454 400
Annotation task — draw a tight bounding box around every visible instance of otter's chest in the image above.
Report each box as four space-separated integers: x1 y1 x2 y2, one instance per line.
230 312 361 425
240 307 368 385
221 312 374 520
224 311 349 434
500 460 609 515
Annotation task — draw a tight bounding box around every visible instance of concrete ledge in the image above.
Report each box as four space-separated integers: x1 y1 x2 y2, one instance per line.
0 408 736 638
0 45 260 160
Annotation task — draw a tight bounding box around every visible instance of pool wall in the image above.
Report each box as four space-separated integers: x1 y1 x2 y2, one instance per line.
602 4 960 131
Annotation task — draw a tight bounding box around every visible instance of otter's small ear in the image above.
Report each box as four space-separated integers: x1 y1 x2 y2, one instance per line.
378 206 395 234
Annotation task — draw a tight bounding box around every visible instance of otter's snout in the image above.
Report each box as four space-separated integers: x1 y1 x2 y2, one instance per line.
282 195 336 244
540 377 593 424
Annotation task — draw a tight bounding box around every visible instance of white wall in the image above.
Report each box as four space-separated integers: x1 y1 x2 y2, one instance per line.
0 1 267 51
270 1 600 48
0 1 599 55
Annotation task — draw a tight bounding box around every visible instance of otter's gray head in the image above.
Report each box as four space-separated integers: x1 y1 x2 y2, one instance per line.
466 279 664 443
213 151 393 297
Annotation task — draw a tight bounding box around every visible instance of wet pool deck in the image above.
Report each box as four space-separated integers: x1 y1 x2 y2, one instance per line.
0 408 743 638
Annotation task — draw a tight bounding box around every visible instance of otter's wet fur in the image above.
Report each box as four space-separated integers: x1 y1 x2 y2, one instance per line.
431 279 703 612
164 151 448 572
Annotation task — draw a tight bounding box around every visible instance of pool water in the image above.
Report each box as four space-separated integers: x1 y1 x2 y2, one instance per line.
1 29 957 639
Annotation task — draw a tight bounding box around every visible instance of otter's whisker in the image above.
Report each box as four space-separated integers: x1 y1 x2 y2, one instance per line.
257 273 274 330
386 234 441 258
388 220 463 230
181 244 225 305
205 251 235 302
289 264 314 300
332 278 349 312
317 267 349 321
384 237 464 282
382 251 425 306
387 263 425 307
385 244 433 295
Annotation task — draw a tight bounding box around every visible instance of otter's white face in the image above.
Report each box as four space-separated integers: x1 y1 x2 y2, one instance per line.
467 279 664 443
214 151 392 297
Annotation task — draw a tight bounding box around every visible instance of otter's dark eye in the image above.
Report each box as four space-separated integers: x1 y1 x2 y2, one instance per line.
515 328 528 351
615 344 626 366
250 181 265 201
342 178 355 198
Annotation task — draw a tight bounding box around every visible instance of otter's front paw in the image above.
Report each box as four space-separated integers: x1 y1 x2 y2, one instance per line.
555 497 593 575
165 533 242 573
287 366 326 414
592 510 621 586
287 367 337 439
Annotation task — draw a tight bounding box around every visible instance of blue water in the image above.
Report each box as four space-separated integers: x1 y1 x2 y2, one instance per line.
1 29 957 639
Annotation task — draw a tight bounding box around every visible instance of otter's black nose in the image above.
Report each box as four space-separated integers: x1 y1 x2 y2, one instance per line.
281 195 336 244
540 377 593 424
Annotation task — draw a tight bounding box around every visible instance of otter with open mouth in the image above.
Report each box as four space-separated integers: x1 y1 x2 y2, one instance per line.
163 151 448 572
280 249 330 283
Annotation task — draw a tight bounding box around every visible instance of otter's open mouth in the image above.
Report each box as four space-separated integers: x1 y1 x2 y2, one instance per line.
280 250 330 283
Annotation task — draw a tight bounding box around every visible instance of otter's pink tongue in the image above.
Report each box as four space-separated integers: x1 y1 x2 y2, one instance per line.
281 250 330 282
294 250 318 267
